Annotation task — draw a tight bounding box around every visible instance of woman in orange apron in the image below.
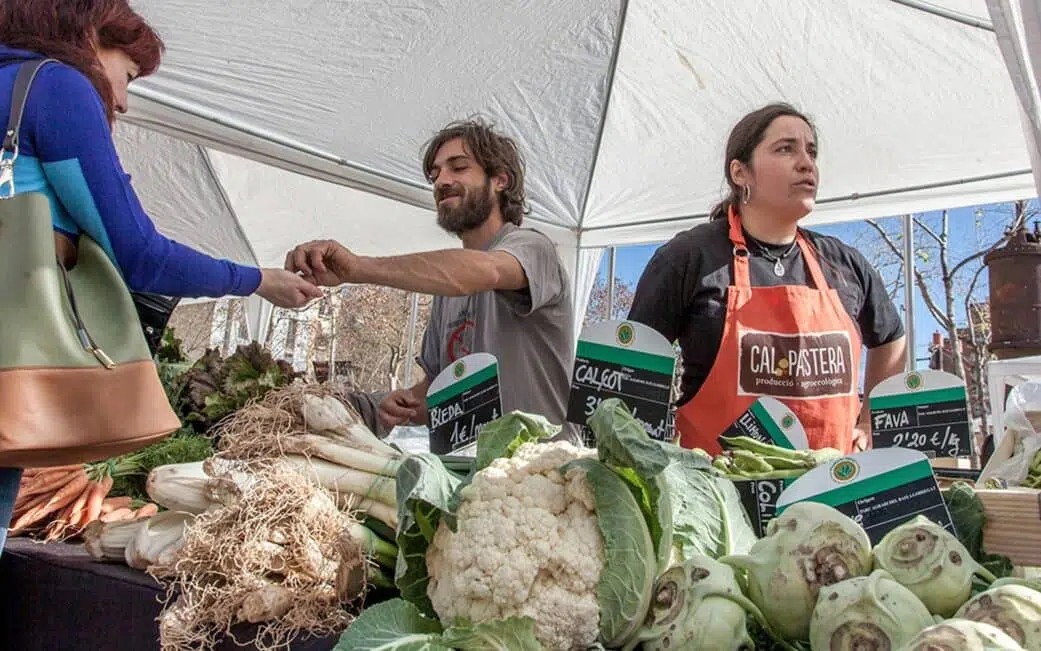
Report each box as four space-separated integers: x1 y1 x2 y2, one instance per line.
628 103 907 455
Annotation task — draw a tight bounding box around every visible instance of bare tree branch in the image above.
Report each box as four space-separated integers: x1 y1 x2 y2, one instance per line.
864 219 951 330
913 216 943 247
864 219 902 258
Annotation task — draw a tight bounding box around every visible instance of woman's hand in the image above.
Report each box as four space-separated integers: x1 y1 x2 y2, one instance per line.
256 268 323 308
852 421 873 452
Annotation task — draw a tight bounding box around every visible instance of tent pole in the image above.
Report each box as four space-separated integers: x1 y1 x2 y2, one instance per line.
607 246 617 319
404 292 420 387
903 214 916 371
888 0 993 31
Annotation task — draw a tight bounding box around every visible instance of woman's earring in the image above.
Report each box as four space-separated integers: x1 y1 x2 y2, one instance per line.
742 185 751 204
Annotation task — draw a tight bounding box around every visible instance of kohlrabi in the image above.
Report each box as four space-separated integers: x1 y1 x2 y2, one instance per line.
953 583 1041 651
809 569 935 651
623 556 763 651
872 515 997 618
896 619 1025 651
720 501 872 642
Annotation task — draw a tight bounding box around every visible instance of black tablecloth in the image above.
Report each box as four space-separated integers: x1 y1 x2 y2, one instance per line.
0 538 341 651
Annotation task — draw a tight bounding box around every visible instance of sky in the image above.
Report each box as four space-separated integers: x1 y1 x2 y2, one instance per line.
592 199 1039 366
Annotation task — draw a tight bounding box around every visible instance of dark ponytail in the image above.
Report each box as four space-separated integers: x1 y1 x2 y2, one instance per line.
710 102 816 220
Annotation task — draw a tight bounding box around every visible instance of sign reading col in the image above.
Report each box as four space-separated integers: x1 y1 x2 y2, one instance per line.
566 320 676 445
426 353 502 456
775 448 954 545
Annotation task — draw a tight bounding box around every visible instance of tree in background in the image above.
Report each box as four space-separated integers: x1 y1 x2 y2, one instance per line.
857 200 1036 437
584 273 635 327
314 286 431 393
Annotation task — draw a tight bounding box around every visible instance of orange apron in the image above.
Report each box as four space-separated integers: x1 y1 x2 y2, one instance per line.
675 207 862 455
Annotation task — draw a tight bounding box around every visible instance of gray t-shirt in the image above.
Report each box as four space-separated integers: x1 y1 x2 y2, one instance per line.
419 223 577 442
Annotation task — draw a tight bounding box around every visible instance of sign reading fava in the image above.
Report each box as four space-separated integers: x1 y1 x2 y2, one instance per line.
870 370 972 458
775 448 955 545
426 353 501 456
565 320 676 446
722 397 808 537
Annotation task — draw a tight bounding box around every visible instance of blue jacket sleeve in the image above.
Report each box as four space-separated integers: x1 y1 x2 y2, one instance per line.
25 64 262 298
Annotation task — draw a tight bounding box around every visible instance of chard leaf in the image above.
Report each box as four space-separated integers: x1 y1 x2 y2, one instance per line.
334 599 448 650
395 454 464 617
943 482 1014 580
440 616 543 650
588 398 670 475
662 447 757 559
563 458 656 649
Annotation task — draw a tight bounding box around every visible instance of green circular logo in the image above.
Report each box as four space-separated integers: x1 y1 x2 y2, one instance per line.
453 362 466 379
831 459 859 483
781 414 795 429
905 372 923 391
616 323 635 347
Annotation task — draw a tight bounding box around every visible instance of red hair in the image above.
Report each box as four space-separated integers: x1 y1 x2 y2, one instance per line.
0 0 164 124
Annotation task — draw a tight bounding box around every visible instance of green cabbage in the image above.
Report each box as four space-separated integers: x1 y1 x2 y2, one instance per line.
954 583 1041 650
720 501 872 642
809 569 934 651
896 619 1025 651
873 515 997 618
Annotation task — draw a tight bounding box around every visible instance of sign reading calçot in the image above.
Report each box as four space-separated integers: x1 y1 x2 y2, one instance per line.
565 320 676 446
869 370 972 458
775 448 955 545
426 353 502 456
721 397 808 538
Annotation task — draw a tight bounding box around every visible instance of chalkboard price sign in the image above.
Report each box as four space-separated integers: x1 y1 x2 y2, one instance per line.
776 448 955 545
869 370 972 458
426 353 502 456
566 320 676 445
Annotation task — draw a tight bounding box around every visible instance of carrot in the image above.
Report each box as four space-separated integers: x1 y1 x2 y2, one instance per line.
80 476 113 527
133 503 159 518
63 481 95 527
13 470 83 516
100 507 133 523
21 464 79 479
16 468 82 500
9 471 89 533
100 496 132 514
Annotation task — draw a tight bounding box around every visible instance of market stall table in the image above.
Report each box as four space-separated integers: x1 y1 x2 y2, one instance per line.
0 538 341 651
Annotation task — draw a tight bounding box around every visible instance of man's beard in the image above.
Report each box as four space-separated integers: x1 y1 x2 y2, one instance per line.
436 181 495 235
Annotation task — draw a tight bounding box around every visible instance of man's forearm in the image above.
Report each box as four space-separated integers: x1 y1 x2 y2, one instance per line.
353 249 500 296
860 337 908 425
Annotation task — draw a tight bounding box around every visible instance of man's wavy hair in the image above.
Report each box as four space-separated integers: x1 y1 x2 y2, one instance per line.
422 118 528 226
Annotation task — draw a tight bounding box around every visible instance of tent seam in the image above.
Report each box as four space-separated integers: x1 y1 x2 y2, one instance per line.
575 0 630 232
199 146 262 267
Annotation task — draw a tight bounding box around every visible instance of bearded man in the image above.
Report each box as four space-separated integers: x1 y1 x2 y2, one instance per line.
285 119 576 445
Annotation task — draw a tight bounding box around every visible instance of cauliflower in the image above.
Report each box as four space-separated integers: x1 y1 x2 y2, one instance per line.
425 440 604 651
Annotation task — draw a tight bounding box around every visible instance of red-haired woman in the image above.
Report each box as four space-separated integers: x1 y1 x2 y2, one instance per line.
0 0 321 551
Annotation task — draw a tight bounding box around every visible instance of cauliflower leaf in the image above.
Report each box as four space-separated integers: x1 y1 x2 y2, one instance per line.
396 454 466 617
564 458 657 649
335 598 544 650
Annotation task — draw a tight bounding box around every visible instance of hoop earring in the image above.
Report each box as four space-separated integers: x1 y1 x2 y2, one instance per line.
742 185 751 204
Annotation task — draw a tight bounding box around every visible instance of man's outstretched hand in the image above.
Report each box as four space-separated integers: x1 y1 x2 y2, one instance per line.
285 239 356 287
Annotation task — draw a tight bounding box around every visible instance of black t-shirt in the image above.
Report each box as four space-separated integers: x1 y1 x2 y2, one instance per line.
628 218 905 405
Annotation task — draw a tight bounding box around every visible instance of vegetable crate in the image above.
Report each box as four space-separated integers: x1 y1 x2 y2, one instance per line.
976 488 1041 567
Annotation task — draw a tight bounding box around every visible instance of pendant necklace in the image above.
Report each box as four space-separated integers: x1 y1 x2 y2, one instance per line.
756 240 799 277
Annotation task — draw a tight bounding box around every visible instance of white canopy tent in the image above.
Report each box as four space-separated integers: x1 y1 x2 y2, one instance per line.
111 0 1039 346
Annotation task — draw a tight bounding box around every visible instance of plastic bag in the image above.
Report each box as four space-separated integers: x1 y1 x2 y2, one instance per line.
978 381 1041 488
